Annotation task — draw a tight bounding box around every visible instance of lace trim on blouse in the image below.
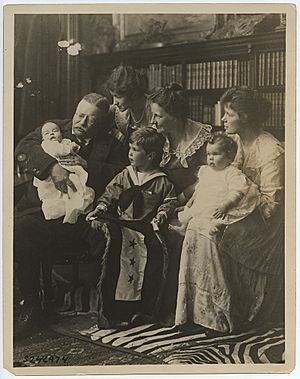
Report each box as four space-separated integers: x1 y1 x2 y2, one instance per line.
160 121 212 168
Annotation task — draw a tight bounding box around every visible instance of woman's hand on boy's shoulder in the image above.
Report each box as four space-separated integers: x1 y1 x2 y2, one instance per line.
59 154 87 169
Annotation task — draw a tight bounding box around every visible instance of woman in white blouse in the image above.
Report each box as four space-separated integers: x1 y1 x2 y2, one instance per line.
175 87 284 336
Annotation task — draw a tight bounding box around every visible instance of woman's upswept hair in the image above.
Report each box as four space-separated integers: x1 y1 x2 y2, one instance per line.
83 93 110 114
148 83 189 121
106 65 148 99
208 133 238 162
220 86 271 126
130 126 166 167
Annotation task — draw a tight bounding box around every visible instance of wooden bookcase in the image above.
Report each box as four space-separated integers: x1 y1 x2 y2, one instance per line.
84 30 285 139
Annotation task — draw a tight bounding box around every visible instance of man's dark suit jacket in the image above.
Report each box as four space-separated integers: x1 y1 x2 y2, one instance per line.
15 119 129 214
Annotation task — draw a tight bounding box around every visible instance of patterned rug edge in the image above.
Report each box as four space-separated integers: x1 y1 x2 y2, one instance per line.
51 322 164 365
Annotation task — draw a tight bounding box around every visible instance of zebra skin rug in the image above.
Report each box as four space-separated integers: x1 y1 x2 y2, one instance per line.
52 313 285 364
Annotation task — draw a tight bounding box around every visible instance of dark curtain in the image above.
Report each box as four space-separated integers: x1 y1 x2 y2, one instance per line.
14 14 85 145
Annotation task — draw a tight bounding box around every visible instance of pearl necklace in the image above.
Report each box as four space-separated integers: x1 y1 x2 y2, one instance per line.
130 108 145 125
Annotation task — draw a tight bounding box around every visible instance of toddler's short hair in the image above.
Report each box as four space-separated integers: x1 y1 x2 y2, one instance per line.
208 133 238 162
129 127 166 167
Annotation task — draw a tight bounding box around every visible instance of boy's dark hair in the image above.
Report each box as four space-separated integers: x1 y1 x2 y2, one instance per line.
208 133 238 162
129 127 166 167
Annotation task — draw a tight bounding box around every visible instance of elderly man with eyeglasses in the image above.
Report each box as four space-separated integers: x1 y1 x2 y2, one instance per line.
14 93 129 339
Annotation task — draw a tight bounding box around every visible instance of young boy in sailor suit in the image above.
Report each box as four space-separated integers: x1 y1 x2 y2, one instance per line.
87 126 177 228
86 127 178 328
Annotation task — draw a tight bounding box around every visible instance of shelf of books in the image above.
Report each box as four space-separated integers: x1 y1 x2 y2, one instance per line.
257 50 285 130
146 52 284 129
85 31 285 135
147 59 252 126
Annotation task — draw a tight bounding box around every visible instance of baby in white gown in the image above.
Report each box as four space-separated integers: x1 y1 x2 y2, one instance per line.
33 121 94 223
174 134 260 239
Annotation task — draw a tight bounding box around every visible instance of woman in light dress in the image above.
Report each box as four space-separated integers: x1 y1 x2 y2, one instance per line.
175 87 284 335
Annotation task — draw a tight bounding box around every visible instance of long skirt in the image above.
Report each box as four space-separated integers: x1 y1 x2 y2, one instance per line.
175 208 284 332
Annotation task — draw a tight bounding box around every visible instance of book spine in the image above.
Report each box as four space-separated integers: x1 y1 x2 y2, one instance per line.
228 60 233 88
233 59 238 87
205 62 208 89
216 60 220 89
148 64 154 90
214 100 222 126
220 60 224 88
195 63 199 90
207 61 211 89
271 51 276 86
247 60 250 86
211 61 216 89
178 64 183 86
224 60 228 88
155 64 158 86
261 53 264 87
275 51 279 86
267 52 271 86
199 62 203 90
186 64 191 90
259 54 262 87
282 51 286 85
190 63 194 90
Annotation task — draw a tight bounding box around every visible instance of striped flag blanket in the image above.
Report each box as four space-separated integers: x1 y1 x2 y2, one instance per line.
53 314 284 364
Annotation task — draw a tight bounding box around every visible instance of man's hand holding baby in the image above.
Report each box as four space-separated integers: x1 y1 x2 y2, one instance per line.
59 154 87 169
50 163 77 194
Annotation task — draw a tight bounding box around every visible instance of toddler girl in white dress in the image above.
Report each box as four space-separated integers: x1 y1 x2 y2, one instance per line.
174 134 260 239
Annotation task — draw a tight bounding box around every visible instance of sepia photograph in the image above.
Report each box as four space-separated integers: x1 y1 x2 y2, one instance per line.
2 2 296 376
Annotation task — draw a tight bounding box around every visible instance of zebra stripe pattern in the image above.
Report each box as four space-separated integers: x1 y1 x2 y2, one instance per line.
79 323 285 364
